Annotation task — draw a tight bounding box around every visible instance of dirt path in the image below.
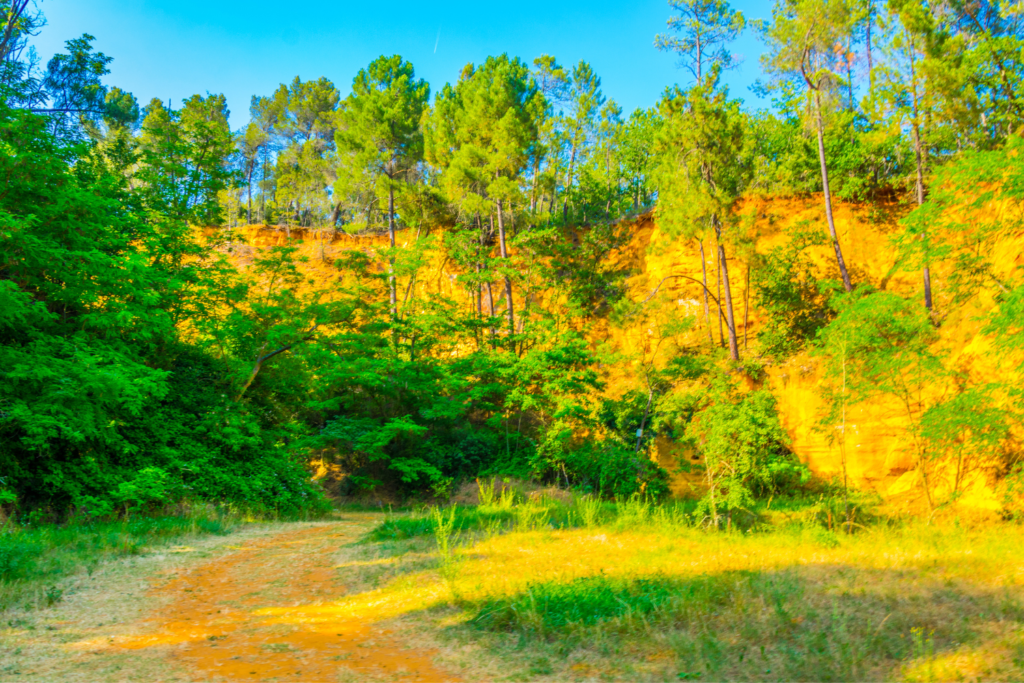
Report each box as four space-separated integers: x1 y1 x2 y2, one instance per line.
3 516 460 683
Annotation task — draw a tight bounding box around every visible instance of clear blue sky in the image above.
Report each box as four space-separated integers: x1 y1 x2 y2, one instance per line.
32 0 772 129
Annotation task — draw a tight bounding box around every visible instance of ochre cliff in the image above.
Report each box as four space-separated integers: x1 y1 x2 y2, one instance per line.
216 192 1023 511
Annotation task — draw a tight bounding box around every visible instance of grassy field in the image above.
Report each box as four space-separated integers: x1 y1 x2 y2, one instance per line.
340 490 1024 682
2 489 1023 681
0 511 236 612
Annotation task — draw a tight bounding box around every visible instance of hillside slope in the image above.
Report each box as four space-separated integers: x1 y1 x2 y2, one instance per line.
217 192 1023 510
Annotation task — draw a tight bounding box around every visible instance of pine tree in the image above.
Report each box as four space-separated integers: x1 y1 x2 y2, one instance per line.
425 54 544 340
657 73 748 361
762 0 857 293
336 55 430 325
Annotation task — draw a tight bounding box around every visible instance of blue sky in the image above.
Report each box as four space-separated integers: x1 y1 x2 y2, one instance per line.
32 0 773 129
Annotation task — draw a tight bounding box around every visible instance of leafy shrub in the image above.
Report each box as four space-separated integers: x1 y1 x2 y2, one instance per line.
533 425 669 500
754 228 838 358
687 375 810 521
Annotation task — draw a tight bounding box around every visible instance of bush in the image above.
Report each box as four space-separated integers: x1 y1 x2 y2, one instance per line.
687 375 810 520
532 425 669 500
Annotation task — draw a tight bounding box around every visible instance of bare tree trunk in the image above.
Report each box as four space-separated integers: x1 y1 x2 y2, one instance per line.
247 166 254 225
486 281 496 341
563 138 579 224
388 185 398 329
716 219 740 361
847 41 856 111
496 198 514 337
484 217 496 342
814 91 854 293
716 234 724 347
866 1 874 88
909 39 932 311
744 264 750 351
530 157 540 213
635 384 654 455
699 240 713 344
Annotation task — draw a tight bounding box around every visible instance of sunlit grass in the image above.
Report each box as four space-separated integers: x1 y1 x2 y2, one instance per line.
323 497 1024 681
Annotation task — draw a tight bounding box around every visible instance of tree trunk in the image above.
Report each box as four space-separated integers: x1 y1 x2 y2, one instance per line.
814 91 854 293
388 184 398 322
530 157 540 213
635 385 654 455
909 40 932 311
715 234 724 347
716 219 740 362
247 166 254 225
846 39 856 111
486 281 496 341
866 1 874 88
744 264 750 351
484 217 496 342
699 240 713 344
563 138 579 224
496 198 514 337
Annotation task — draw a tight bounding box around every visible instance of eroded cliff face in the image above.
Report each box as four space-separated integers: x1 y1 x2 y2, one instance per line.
219 193 1023 509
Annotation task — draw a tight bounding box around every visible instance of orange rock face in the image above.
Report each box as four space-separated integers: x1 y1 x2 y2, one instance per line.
213 191 1022 511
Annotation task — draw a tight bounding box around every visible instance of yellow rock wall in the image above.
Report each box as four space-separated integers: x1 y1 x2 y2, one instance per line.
220 192 1022 508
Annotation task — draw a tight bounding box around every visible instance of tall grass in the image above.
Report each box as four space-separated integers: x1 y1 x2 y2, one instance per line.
576 495 603 528
431 506 461 599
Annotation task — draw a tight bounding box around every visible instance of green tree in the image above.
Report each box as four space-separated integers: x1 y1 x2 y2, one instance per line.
265 76 340 226
762 0 857 292
657 74 748 361
561 61 604 224
655 0 746 81
138 94 235 226
873 0 943 309
425 54 544 339
816 292 944 515
529 55 569 216
686 374 806 525
336 55 430 323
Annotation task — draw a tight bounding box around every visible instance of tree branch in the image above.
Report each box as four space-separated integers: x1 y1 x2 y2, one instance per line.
236 323 320 400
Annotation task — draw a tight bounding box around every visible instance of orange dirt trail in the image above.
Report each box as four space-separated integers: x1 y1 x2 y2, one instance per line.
112 519 458 682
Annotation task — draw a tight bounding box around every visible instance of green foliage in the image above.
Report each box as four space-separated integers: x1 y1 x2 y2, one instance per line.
139 94 236 225
754 228 838 356
655 0 746 82
4 1 1023 517
687 374 809 521
0 103 327 515
815 290 954 512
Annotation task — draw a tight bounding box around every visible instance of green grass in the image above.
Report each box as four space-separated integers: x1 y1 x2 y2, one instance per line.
364 496 705 542
348 490 1024 681
459 562 1024 681
471 573 743 636
0 514 234 611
